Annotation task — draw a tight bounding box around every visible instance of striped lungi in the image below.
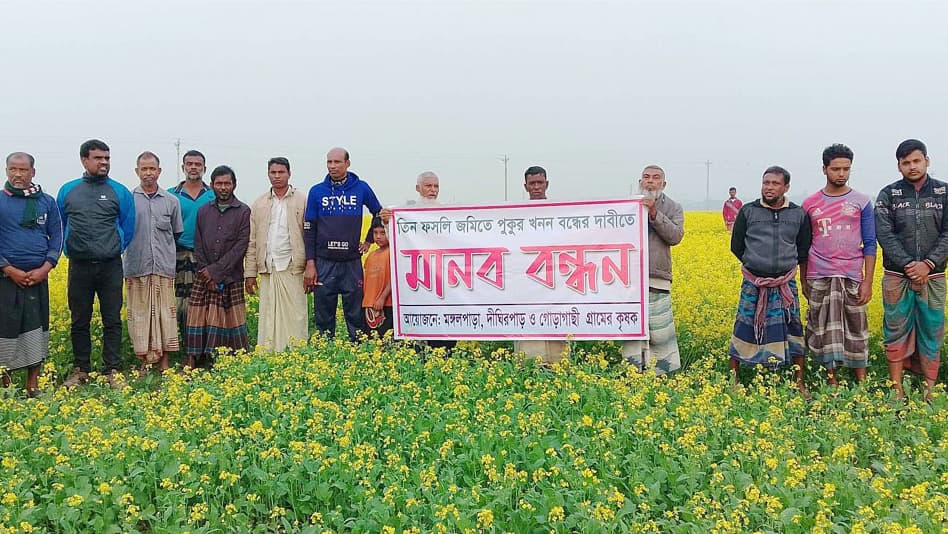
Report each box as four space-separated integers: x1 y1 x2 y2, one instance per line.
729 279 804 366
185 276 249 359
126 274 179 363
882 271 945 381
805 277 869 370
0 277 49 371
621 290 681 375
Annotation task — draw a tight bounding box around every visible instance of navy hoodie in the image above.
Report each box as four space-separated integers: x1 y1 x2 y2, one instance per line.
304 172 382 261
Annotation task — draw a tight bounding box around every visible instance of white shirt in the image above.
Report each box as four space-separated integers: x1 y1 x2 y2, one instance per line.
266 193 293 271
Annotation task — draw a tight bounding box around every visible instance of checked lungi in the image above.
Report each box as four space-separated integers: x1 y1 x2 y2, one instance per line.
621 290 681 375
175 249 199 331
882 271 945 381
126 275 179 363
805 277 869 370
185 276 249 360
729 276 804 367
0 277 49 371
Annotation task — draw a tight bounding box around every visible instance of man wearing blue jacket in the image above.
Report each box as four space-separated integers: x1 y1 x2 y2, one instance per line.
304 147 382 341
58 139 135 388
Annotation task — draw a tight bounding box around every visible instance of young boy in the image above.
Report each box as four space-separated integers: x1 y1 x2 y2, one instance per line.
362 217 393 337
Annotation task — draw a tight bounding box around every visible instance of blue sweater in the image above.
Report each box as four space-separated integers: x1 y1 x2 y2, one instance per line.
0 191 63 271
57 175 135 261
304 172 382 261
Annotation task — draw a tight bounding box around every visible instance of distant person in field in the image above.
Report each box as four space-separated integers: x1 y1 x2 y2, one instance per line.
59 139 135 389
801 144 875 386
186 166 251 368
729 166 812 393
722 187 742 232
513 165 567 364
304 147 382 341
245 157 308 352
124 152 183 375
169 150 216 344
379 171 457 352
0 152 62 396
621 165 684 375
875 139 948 401
362 216 393 337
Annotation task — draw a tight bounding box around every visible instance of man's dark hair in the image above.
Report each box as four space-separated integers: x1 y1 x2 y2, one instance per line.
524 166 546 179
268 157 291 172
5 152 35 168
728 186 737 192
822 143 854 166
137 151 160 166
896 139 927 160
210 165 236 186
80 139 110 158
183 149 206 164
370 216 384 230
763 165 791 185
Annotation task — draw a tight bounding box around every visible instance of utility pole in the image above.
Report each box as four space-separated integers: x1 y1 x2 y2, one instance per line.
175 138 182 180
501 154 510 201
705 159 712 209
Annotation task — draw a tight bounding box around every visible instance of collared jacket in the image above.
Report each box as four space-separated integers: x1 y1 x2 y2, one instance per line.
647 193 685 283
194 198 251 285
245 186 307 278
57 174 135 261
0 190 63 271
731 199 812 278
875 175 948 274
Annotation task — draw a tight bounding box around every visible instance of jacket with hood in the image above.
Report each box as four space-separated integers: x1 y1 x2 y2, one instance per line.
304 172 382 262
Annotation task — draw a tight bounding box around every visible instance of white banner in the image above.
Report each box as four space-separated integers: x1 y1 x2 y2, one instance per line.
389 199 649 340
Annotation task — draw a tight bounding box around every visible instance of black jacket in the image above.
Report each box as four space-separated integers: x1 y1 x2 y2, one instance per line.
875 175 948 274
731 199 812 278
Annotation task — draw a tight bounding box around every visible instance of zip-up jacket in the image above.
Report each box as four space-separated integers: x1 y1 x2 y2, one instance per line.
730 199 812 278
875 175 948 275
304 172 382 262
647 193 684 283
57 174 135 261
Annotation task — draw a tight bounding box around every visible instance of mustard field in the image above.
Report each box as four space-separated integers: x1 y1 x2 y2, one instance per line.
1 212 946 533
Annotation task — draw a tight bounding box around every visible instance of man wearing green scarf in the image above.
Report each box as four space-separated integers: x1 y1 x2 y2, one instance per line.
0 152 63 396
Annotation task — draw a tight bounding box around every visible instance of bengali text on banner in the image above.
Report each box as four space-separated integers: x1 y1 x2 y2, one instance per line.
389 198 649 340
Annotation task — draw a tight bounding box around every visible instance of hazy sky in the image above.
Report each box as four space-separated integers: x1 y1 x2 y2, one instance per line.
3 0 947 209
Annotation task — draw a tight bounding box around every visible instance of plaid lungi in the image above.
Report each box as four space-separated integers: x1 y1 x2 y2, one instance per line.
126 275 179 363
175 249 199 335
621 290 681 375
0 277 49 371
729 278 804 366
882 271 945 381
805 277 869 369
185 277 249 358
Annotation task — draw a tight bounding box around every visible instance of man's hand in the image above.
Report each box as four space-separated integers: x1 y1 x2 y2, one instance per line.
641 197 658 220
801 280 810 301
373 296 385 312
199 267 216 288
905 261 932 284
857 280 872 305
359 241 371 255
304 261 317 293
24 262 53 284
245 277 257 295
1 266 30 288
379 208 392 225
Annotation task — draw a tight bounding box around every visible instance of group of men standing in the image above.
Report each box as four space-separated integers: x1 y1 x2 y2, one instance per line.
729 139 945 401
0 138 944 400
